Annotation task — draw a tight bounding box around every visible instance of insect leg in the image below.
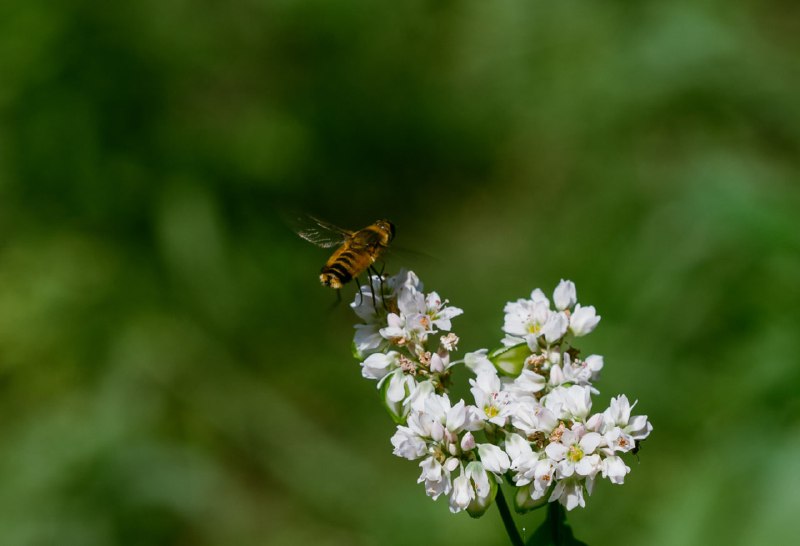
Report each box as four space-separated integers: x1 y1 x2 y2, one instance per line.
328 288 342 311
368 264 386 311
358 276 369 309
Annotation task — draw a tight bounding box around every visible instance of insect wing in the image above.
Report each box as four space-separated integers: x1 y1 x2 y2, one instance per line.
291 214 352 248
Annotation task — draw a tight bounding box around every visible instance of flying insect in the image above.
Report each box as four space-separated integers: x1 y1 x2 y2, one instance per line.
294 216 395 292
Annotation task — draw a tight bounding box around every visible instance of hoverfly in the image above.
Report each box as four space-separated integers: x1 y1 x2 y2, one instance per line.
294 215 395 301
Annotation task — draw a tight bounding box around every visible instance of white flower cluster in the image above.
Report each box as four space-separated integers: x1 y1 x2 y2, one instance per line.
351 269 464 423
350 273 652 516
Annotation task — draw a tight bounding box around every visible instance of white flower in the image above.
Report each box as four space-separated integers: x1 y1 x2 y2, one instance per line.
508 398 558 437
391 393 487 509
477 443 510 475
449 462 496 515
503 299 552 339
379 313 410 342
470 371 512 426
569 304 600 336
449 469 475 512
405 380 435 412
562 354 603 387
544 385 593 422
550 479 586 511
391 426 427 460
383 369 415 404
353 323 386 358
505 433 557 501
545 426 603 479
460 431 476 451
601 455 631 484
418 456 458 500
553 279 577 311
541 312 569 344
424 292 463 331
603 427 636 454
361 351 399 380
350 277 386 322
530 288 550 306
464 349 496 375
602 395 653 440
505 369 546 399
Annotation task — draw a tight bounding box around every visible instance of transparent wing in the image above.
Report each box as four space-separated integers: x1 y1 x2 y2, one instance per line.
290 214 353 248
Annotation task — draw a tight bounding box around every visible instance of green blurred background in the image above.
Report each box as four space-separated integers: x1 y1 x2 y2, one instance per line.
1 0 799 544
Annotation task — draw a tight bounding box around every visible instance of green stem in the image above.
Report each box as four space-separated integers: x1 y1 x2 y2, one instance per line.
548 502 563 542
495 487 524 546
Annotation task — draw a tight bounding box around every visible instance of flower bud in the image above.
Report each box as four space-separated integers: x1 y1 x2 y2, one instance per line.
461 431 476 451
569 304 600 337
553 279 577 311
466 463 497 518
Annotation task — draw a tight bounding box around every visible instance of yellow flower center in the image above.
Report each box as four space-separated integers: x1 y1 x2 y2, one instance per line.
567 444 584 463
484 405 499 418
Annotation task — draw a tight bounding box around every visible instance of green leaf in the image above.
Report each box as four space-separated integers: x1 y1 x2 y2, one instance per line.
489 343 530 377
525 503 588 546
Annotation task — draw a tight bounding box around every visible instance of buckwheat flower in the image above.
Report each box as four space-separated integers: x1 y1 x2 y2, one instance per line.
470 371 512 426
450 468 475 512
419 455 459 500
562 354 604 386
540 312 569 344
531 288 550 305
569 304 600 337
505 434 557 502
545 425 603 479
510 401 558 437
350 284 382 316
504 369 546 400
391 393 485 508
361 351 400 380
424 292 464 331
391 425 428 459
601 455 631 484
405 380 436 412
464 462 496 517
603 427 637 454
353 323 387 358
477 443 511 475
464 349 496 375
380 313 411 344
503 299 552 340
383 368 416 406
602 395 653 441
550 478 586 511
461 431 476 451
553 279 577 311
543 385 593 422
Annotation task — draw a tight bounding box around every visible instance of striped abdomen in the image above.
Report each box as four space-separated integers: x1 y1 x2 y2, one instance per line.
319 223 393 289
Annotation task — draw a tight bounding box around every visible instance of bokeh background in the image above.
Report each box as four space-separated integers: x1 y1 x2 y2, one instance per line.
1 0 799 544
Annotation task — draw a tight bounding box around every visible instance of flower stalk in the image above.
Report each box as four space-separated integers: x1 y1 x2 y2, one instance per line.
495 487 524 546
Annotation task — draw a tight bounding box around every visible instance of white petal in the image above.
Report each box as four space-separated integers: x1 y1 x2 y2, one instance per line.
460 431 476 451
569 304 600 337
478 443 510 474
542 312 569 343
390 426 426 460
545 442 567 461
553 279 577 311
579 432 603 454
